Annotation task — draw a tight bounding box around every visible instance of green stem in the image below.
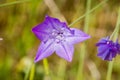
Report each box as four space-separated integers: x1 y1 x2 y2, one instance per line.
0 0 30 7
57 59 67 80
24 63 32 80
69 0 108 27
84 0 91 32
110 7 120 40
76 44 86 80
106 60 114 80
76 0 91 80
29 64 35 80
43 58 50 75
106 7 120 80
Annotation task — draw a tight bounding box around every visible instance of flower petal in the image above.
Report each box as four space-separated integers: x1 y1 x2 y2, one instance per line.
115 41 120 53
96 37 110 46
45 16 68 30
97 46 115 61
97 44 108 55
32 29 49 42
66 28 91 44
32 16 55 42
97 49 110 60
55 42 74 62
34 39 55 62
105 51 116 61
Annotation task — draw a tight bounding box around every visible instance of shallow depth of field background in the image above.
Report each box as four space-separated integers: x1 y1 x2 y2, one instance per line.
0 0 120 80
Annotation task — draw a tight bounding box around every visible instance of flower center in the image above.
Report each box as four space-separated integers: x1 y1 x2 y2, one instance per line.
51 29 65 43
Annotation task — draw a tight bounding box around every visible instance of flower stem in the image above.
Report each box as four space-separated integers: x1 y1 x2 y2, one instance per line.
106 60 114 80
76 0 91 80
106 7 120 80
57 59 67 80
24 62 32 80
43 58 50 75
76 44 86 80
110 7 120 40
29 63 35 80
0 0 30 7
84 0 91 33
69 0 108 27
24 68 30 80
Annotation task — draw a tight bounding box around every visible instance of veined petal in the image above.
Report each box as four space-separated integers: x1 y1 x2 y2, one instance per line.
66 28 91 44
97 44 108 55
55 42 74 62
32 30 49 42
105 51 116 61
97 44 109 60
46 16 74 34
46 16 68 30
32 16 54 41
97 49 110 60
34 39 55 62
32 17 54 33
96 37 110 46
115 41 120 53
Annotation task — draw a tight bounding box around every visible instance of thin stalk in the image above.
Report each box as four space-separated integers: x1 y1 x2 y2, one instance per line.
57 59 67 80
110 7 120 40
76 0 91 80
106 60 114 80
43 58 50 75
0 0 30 7
24 64 32 80
29 64 35 80
106 7 120 80
69 0 108 27
76 44 86 80
84 0 91 33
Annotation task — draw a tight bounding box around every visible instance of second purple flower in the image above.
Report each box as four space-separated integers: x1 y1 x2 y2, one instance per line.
96 37 120 61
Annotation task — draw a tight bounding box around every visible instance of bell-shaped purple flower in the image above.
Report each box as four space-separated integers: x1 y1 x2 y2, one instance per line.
32 15 90 62
96 37 118 61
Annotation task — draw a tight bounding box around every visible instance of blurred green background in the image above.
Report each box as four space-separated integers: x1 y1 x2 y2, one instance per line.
0 0 120 80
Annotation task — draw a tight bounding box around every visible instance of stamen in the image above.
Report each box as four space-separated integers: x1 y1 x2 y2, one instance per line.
51 29 65 43
107 41 109 44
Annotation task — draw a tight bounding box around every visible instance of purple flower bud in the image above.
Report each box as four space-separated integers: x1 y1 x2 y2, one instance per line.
96 37 118 61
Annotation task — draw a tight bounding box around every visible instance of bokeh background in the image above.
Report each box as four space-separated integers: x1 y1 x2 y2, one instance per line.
0 0 120 80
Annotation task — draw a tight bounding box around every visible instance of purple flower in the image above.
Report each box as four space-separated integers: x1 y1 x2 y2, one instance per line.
96 37 118 61
32 15 90 62
115 41 120 54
